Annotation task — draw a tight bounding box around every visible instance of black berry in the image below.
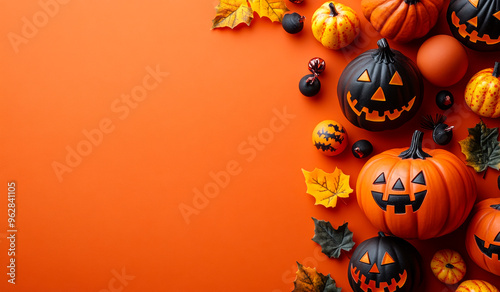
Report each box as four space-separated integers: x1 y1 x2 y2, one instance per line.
421 114 454 146
299 74 321 97
436 90 454 110
351 140 373 159
282 13 305 34
432 123 454 145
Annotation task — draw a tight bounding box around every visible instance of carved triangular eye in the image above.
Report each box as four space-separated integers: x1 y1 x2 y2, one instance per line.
494 10 500 21
360 251 371 264
411 171 426 185
389 71 403 86
371 87 386 101
381 252 395 265
373 173 386 184
468 0 478 8
468 16 478 27
392 178 405 191
358 70 371 82
495 232 500 242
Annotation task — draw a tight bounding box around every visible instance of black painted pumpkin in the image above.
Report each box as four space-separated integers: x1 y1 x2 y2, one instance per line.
447 0 500 51
337 38 424 131
348 232 422 292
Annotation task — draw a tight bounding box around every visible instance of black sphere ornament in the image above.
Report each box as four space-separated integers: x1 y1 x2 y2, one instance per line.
436 90 454 110
421 114 454 146
299 74 321 97
282 13 305 34
352 140 373 159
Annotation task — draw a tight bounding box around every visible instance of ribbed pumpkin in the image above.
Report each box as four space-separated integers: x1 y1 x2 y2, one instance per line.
356 130 477 240
337 38 423 131
311 1 360 50
465 62 500 118
466 198 500 276
456 280 499 292
430 249 466 284
348 232 422 292
447 0 500 51
361 0 444 43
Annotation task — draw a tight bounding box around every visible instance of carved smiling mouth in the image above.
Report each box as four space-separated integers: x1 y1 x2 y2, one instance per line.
350 264 408 292
372 191 427 214
475 235 500 259
451 11 500 45
347 92 416 122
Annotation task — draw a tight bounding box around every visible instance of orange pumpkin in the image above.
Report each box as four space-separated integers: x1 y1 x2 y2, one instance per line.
356 130 477 239
456 280 499 292
430 249 466 284
465 62 500 118
311 2 360 50
312 120 348 156
466 198 500 276
361 0 444 43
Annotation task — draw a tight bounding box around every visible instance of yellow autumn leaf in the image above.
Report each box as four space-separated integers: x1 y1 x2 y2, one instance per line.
212 0 254 29
302 168 353 208
248 0 289 23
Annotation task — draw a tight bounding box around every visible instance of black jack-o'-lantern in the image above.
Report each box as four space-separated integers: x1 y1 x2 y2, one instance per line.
337 38 424 131
348 232 422 292
447 0 500 51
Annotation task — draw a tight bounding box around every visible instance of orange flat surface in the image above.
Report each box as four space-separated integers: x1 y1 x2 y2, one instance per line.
1 0 500 291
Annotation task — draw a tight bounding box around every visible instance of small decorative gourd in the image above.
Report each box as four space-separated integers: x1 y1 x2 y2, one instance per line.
465 62 500 118
311 2 360 50
456 280 499 292
362 0 444 42
430 249 466 284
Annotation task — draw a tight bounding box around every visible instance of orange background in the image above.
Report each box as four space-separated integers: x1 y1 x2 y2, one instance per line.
1 0 500 291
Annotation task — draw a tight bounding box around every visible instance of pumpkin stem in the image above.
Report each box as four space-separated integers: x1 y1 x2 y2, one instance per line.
398 130 432 160
329 3 339 17
445 263 455 269
373 38 396 64
493 62 499 78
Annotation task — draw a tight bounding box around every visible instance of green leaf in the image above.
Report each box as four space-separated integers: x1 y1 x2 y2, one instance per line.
459 120 500 174
293 262 342 292
311 218 355 259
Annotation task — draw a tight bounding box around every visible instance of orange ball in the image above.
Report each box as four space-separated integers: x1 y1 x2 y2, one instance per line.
417 35 468 87
312 120 348 156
